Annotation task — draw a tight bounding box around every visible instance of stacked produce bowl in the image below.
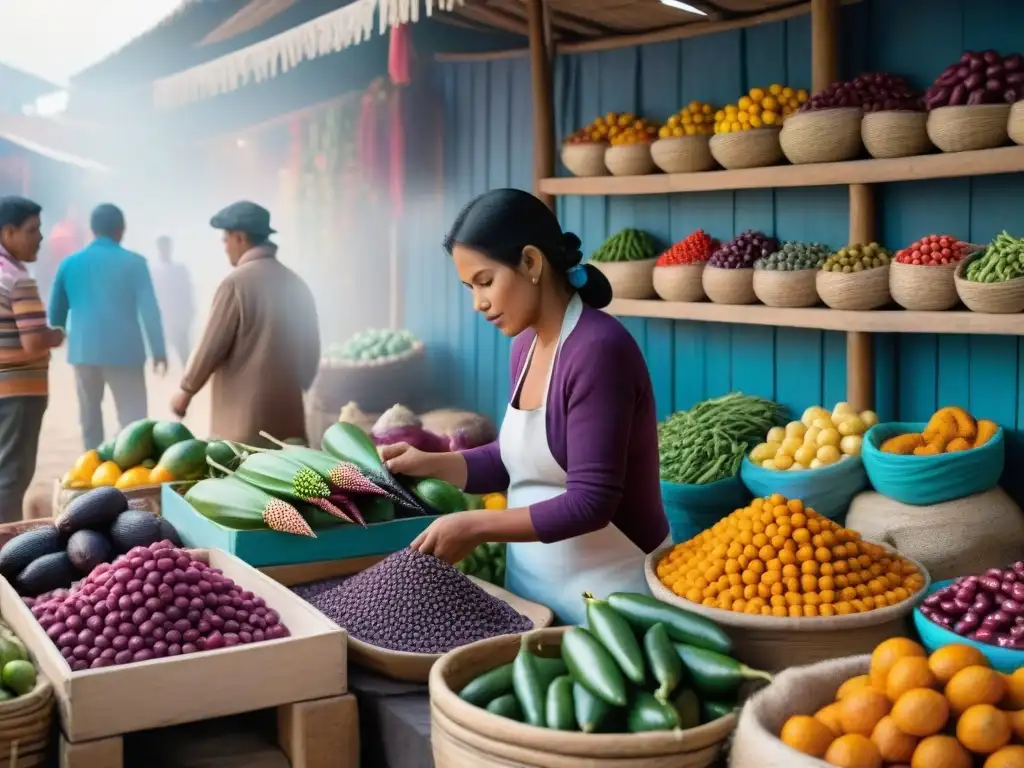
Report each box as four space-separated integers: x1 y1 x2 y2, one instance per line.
589 228 658 299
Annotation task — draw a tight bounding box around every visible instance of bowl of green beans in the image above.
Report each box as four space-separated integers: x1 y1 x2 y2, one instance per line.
954 232 1024 314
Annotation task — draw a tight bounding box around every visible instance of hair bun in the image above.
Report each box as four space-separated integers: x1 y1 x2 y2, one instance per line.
560 232 583 268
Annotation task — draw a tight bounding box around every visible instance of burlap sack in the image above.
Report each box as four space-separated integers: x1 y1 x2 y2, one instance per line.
729 656 868 768
846 486 1024 582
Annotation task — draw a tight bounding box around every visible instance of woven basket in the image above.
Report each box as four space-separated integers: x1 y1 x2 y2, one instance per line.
645 544 930 672
780 108 864 164
702 266 756 305
560 143 608 177
927 104 1011 152
653 264 706 302
861 110 932 159
889 260 960 311
709 128 783 170
752 269 820 308
0 677 53 768
650 136 715 173
954 251 1024 313
816 264 891 310
593 259 657 300
605 144 656 176
1009 101 1024 145
312 341 428 415
430 627 737 768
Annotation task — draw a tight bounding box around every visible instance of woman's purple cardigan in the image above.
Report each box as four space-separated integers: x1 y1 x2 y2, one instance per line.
461 304 668 554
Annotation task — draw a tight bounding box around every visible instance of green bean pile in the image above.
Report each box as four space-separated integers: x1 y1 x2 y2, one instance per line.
658 393 785 485
965 231 1024 283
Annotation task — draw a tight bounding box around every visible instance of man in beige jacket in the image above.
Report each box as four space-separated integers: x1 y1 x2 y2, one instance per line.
170 202 320 445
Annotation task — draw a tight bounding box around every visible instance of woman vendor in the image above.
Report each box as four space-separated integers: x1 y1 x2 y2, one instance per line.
380 188 668 625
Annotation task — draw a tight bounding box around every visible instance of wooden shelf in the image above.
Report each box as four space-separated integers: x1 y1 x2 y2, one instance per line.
541 146 1024 196
607 299 1024 336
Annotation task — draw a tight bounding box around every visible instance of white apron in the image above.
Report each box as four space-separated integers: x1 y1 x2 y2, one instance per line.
501 295 650 626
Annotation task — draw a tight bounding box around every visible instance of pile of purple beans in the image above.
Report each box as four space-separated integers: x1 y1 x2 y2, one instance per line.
919 562 1024 650
707 230 778 269
801 72 923 113
26 541 290 670
926 50 1024 108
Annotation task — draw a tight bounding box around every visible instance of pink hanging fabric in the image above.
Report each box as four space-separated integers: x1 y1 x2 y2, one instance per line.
388 24 411 86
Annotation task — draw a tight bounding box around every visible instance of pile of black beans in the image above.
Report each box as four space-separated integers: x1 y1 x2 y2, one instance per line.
755 242 830 271
707 230 778 270
295 549 533 654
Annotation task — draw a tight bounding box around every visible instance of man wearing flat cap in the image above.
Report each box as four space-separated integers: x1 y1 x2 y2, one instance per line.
170 202 320 446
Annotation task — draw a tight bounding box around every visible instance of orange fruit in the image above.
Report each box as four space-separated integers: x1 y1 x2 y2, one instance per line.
957 704 1012 755
928 644 989 685
1002 668 1024 711
816 702 845 737
891 688 950 737
911 735 973 768
824 733 883 768
985 745 1024 768
1010 709 1024 741
838 674 876 700
839 688 892 737
870 714 918 763
886 656 938 701
780 714 834 757
870 637 927 691
946 665 1008 714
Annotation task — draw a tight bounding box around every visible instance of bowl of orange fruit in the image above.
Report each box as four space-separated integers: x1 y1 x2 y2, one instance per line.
651 101 717 173
604 113 660 176
708 84 807 170
765 638 1024 768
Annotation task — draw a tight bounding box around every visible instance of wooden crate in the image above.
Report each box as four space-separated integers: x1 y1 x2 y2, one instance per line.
0 549 347 748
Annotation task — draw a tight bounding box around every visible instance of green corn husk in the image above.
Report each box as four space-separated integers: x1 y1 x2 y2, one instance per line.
185 477 315 537
206 452 353 523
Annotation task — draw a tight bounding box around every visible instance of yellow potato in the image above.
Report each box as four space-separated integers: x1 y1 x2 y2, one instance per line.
750 442 775 462
767 426 786 444
837 416 865 436
831 401 856 420
840 435 863 456
784 421 807 439
809 458 823 469
811 417 835 431
779 437 803 456
762 459 776 469
801 406 829 427
803 426 822 445
817 427 841 447
816 444 841 464
791 463 809 471
794 444 816 465
859 410 879 428
773 454 794 470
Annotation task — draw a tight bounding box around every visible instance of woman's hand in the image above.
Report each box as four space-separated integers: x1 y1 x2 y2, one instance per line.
410 510 489 565
378 442 435 477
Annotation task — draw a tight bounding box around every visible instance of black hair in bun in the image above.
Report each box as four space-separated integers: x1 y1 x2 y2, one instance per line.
443 189 612 309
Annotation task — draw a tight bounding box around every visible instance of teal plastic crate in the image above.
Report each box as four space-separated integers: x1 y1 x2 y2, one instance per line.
160 484 438 567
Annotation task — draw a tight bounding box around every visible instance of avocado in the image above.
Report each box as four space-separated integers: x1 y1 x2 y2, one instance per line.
412 478 468 514
152 420 195 455
113 419 156 470
96 438 115 463
0 527 64 580
108 510 163 554
55 486 127 537
157 518 182 547
66 530 113 573
15 552 76 597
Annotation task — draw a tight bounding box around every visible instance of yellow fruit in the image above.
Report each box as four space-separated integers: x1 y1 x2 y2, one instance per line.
840 435 863 456
817 445 841 465
115 466 152 489
871 715 919 763
838 416 866 436
71 450 102 482
773 454 795 470
824 733 883 768
1002 669 1024 710
910 735 972 768
780 714 835 757
956 704 1012 755
946 666 1007 714
780 437 803 456
90 461 123 487
148 465 175 485
750 442 776 462
767 426 786 443
928 644 989 686
816 702 846 736
794 444 817 465
870 639 927 691
802 406 828 425
816 426 840 445
890 688 949 737
886 656 937 702
985 746 1024 768
837 675 875 700
483 493 507 511
804 426 822 445
839 688 891 737
859 410 879 428
785 421 807 439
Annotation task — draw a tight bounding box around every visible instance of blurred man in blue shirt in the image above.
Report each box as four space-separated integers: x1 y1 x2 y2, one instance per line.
48 204 166 451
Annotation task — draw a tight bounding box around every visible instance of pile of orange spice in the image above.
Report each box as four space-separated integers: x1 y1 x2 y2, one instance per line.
655 494 926 618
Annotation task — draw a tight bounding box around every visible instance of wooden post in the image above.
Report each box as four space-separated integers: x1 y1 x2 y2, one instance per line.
810 0 838 92
847 183 876 412
527 0 555 209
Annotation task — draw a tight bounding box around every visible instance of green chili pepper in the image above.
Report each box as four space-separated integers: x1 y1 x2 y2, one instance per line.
627 691 681 733
561 627 627 707
674 643 772 699
512 634 547 727
644 623 684 703
607 592 733 655
701 699 736 723
583 593 646 685
545 675 577 731
485 693 523 721
459 662 513 707
673 688 701 730
573 680 617 733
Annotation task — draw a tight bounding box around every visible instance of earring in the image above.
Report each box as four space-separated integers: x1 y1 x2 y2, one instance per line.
532 277 539 285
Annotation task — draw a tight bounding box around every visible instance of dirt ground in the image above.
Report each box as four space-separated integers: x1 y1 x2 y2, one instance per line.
24 350 211 520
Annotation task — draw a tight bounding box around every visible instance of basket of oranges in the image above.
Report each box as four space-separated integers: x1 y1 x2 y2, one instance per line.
732 637 1024 768
604 112 660 176
651 101 717 173
561 119 610 177
647 493 931 672
709 85 808 170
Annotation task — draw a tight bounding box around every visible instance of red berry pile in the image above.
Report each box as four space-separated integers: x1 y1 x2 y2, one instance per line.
656 230 715 267
895 234 972 266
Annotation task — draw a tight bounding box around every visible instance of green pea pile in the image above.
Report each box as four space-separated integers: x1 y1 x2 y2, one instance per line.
754 242 830 271
822 242 892 273
965 231 1024 283
590 229 657 263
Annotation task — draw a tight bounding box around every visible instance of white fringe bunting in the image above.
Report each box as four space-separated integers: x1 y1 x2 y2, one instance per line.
153 0 463 110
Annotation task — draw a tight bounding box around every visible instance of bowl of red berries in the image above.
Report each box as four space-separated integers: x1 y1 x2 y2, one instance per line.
890 234 976 311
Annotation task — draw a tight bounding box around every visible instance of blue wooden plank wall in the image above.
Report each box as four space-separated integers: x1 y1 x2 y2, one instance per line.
405 0 1024 495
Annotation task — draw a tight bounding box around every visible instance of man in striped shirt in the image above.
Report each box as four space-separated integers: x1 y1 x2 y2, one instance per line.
0 196 65 522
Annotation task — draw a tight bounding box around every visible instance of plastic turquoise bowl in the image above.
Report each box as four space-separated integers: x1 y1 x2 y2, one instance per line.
913 578 1024 674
